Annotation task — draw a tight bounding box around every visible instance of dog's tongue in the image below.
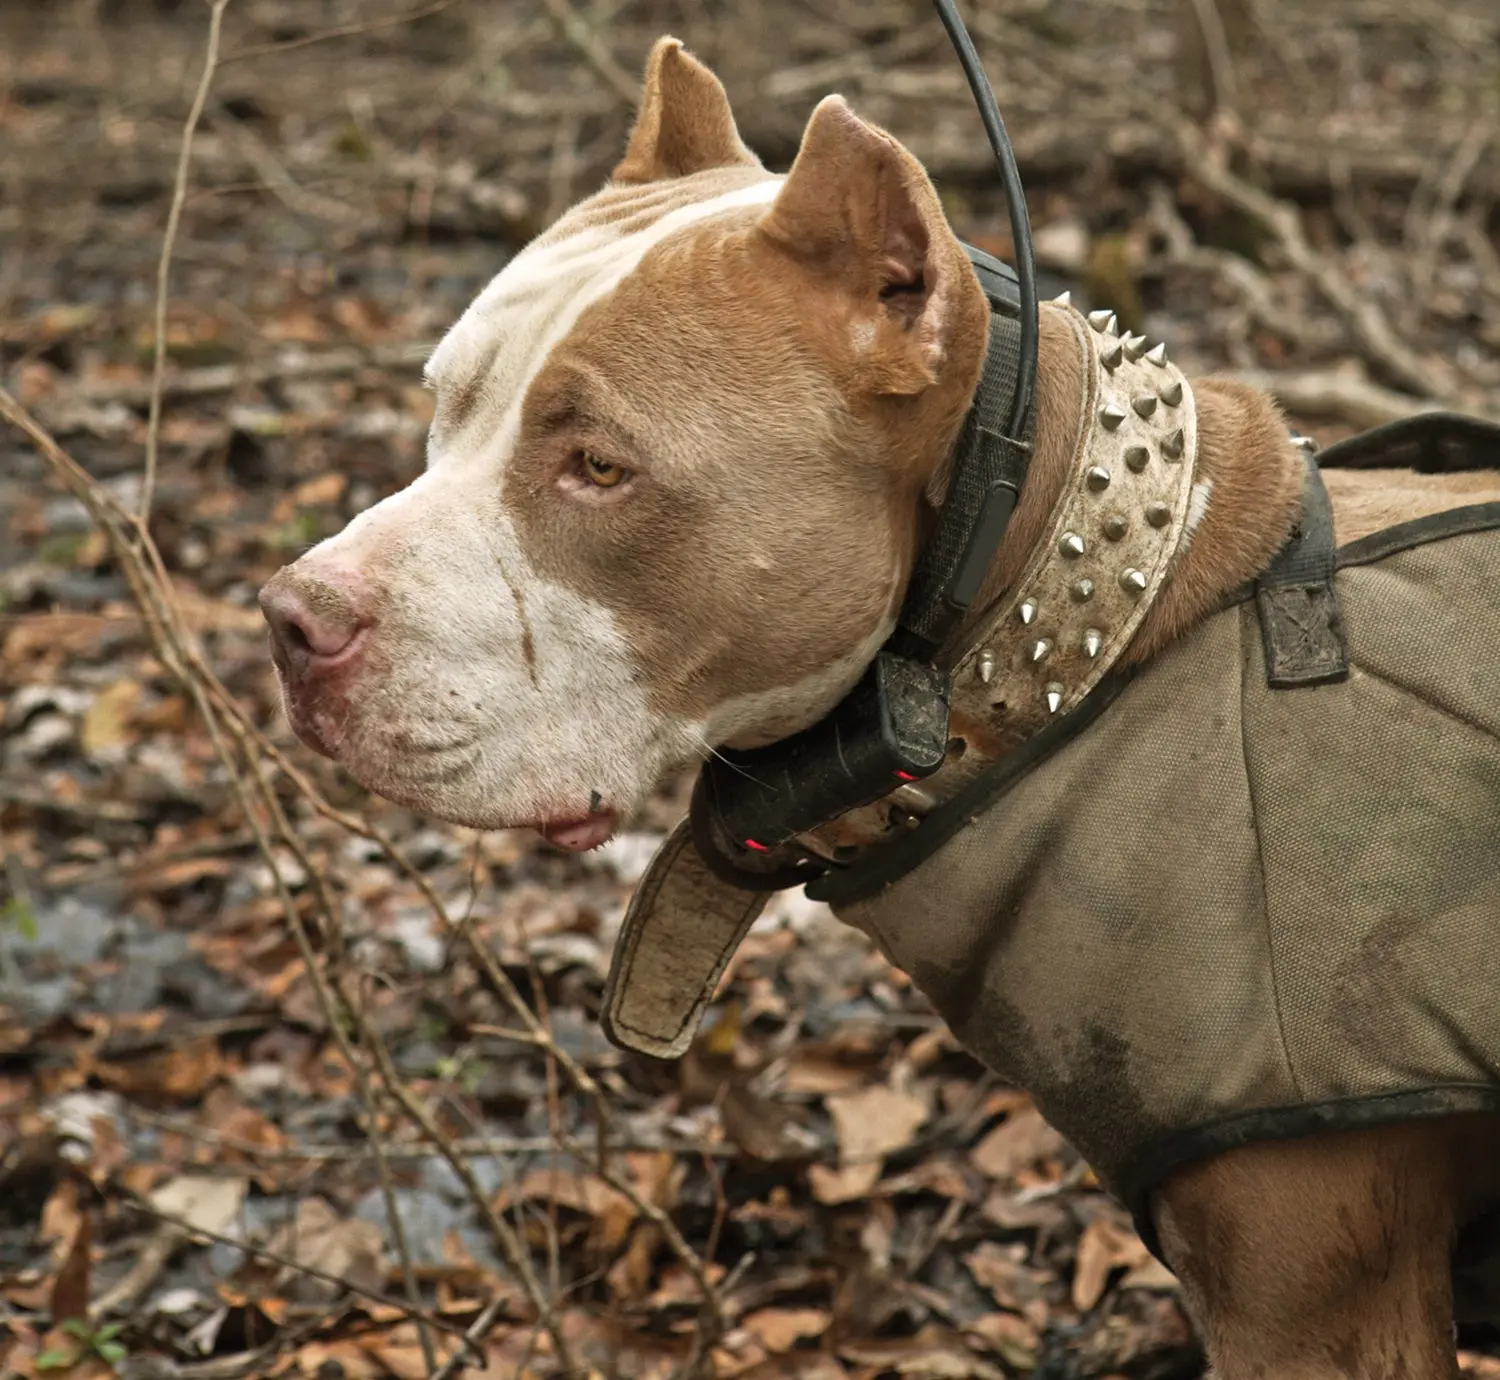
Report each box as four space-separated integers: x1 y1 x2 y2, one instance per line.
538 811 618 852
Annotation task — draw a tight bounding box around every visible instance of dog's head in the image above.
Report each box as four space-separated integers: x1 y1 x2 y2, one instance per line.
260 38 990 848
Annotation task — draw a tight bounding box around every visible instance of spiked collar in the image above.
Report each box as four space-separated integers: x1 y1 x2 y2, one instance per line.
776 297 1201 865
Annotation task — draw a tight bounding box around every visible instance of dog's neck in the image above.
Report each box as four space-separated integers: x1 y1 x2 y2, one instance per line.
955 302 1305 676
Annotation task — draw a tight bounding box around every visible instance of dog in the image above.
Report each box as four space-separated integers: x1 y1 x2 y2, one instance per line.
262 38 1500 1378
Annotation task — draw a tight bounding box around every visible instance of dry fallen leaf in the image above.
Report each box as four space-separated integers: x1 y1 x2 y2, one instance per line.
964 1241 1050 1324
969 1104 1066 1180
807 1160 882 1205
494 1167 634 1221
1072 1214 1159 1311
292 472 348 507
741 1306 831 1353
966 1312 1040 1370
88 1034 224 1102
150 1172 247 1238
840 1325 1005 1379
49 1192 92 1325
263 1197 385 1302
826 1081 930 1164
80 679 140 756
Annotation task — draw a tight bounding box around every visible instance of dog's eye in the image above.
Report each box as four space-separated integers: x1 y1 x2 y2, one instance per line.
579 449 629 488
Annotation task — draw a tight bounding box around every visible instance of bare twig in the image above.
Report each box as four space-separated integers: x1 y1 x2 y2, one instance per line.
89 1222 182 1320
1145 182 1300 346
540 0 642 108
1175 119 1454 399
223 0 468 63
117 1189 482 1352
206 94 361 225
1408 119 1494 303
126 1107 737 1163
139 0 230 534
1219 364 1491 428
1186 0 1241 117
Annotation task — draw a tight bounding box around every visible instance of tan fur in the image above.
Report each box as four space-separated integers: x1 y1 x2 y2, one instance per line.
506 90 989 745
264 41 1500 1367
613 38 761 185
1156 1118 1500 1380
1324 465 1500 543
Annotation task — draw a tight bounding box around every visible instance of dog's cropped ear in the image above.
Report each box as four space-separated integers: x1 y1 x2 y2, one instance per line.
761 97 966 396
613 37 760 185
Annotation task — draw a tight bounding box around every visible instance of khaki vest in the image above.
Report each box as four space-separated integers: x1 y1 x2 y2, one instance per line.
818 508 1500 1248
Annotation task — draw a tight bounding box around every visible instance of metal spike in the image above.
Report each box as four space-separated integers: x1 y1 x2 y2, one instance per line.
1045 683 1065 714
1146 500 1172 528
1088 309 1116 333
1082 628 1103 658
1099 403 1128 430
1162 428 1185 460
890 806 923 830
1124 445 1149 473
1132 394 1159 419
1051 290 1072 306
1019 599 1038 625
1119 567 1148 594
1086 465 1111 492
1159 379 1184 407
1123 333 1148 361
1058 531 1086 558
976 648 997 685
1030 638 1053 663
1104 514 1129 541
1071 578 1095 603
1100 340 1124 371
1144 342 1168 367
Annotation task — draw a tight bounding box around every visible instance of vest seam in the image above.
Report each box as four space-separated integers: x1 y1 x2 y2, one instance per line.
1348 658 1500 746
1239 604 1305 1102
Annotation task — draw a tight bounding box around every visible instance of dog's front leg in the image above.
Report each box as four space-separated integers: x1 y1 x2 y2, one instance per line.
1152 1121 1469 1380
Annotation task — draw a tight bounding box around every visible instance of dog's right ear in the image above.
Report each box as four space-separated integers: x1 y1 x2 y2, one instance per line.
760 96 973 398
613 37 761 185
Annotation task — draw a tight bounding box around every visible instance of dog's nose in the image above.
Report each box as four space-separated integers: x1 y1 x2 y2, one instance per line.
259 571 368 670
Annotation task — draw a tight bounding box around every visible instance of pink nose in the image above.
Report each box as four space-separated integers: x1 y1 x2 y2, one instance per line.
259 570 368 672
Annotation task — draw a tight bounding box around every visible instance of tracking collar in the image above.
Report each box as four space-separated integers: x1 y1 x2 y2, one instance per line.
689 250 1034 888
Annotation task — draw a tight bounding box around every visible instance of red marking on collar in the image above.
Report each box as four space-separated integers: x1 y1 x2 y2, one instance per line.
894 770 920 782
743 838 769 852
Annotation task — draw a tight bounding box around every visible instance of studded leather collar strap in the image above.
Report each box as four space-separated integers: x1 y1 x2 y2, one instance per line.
794 299 1200 859
949 301 1198 729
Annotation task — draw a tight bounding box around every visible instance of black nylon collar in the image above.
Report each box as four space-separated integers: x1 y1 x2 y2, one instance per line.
891 247 1035 664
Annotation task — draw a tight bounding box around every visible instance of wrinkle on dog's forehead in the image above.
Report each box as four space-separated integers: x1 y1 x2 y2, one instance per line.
423 167 781 464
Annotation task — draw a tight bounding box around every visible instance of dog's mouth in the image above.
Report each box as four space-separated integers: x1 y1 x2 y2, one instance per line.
535 811 619 852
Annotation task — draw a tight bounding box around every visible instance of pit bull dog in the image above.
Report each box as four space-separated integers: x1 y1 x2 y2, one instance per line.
262 38 1500 1378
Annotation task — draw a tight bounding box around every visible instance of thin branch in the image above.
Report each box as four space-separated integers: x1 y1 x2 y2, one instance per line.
1175 119 1455 399
1219 364 1493 428
139 0 230 534
1186 0 1241 117
222 0 467 64
126 1107 737 1163
117 1190 482 1353
539 0 641 108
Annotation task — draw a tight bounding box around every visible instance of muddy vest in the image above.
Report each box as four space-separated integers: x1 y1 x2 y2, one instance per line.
604 411 1500 1258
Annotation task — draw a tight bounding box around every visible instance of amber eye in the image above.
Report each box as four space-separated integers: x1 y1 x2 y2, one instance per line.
579 449 628 488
